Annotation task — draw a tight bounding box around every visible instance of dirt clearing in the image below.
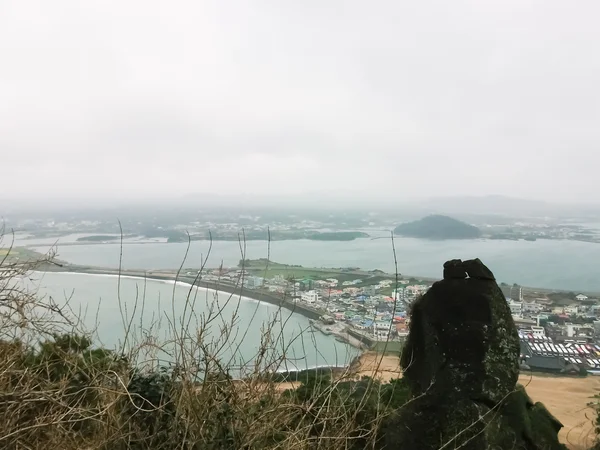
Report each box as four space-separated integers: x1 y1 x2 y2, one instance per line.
351 352 599 449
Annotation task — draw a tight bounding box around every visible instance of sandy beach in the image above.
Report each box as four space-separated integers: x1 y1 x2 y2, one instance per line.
520 372 599 450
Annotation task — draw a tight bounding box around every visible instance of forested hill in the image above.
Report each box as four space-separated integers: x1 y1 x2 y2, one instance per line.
393 215 482 239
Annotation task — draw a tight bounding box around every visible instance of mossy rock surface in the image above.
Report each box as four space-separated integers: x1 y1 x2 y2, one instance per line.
401 258 520 403
385 259 567 450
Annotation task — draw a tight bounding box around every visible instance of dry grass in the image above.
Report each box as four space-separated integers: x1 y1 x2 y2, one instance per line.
0 237 402 450
1 231 598 450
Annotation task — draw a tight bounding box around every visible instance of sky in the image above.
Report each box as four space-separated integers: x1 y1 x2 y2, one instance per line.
1 0 600 205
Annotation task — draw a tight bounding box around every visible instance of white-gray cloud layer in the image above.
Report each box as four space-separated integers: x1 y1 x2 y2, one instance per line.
1 0 599 203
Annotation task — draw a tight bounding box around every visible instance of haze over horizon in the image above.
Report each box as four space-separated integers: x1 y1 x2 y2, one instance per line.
2 0 599 204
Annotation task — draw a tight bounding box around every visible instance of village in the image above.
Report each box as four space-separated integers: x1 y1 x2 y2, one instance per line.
196 262 600 374
198 266 423 346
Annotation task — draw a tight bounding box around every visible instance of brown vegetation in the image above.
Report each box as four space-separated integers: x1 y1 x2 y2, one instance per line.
0 238 598 450
0 240 408 450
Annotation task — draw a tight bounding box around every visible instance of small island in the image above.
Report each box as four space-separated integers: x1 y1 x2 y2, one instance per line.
394 215 481 240
76 235 121 242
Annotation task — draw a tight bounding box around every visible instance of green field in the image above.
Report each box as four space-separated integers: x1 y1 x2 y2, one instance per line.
241 259 429 296
247 266 362 282
241 259 397 284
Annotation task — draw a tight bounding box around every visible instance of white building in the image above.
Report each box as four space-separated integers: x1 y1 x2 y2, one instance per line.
530 326 546 339
405 285 428 299
501 285 523 301
301 290 320 305
523 302 543 314
563 323 593 338
565 304 579 315
576 294 589 302
244 276 264 289
391 289 404 301
509 301 523 317
372 321 392 340
566 324 582 337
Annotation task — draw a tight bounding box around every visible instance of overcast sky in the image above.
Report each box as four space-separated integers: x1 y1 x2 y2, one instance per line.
1 0 599 204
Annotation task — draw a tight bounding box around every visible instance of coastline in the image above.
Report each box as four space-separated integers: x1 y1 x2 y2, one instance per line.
25 270 600 448
18 242 600 295
38 266 372 350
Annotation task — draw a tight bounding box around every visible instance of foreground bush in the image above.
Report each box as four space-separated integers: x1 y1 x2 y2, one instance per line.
0 246 408 449
0 248 584 449
0 333 410 449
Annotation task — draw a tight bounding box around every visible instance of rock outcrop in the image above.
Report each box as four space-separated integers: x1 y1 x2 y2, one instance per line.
382 258 567 450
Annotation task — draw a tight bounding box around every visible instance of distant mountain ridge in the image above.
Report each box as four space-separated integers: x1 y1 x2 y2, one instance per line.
414 195 550 216
394 215 482 240
405 195 600 218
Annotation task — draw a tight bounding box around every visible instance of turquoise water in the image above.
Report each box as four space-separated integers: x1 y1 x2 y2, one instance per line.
27 272 357 374
15 234 600 372
28 236 600 291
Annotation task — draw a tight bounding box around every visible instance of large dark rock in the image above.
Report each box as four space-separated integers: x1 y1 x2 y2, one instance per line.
383 259 567 450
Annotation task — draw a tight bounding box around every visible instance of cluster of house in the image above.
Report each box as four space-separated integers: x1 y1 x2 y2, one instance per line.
502 287 600 374
201 268 600 362
519 327 600 373
291 279 431 341
200 267 431 341
307 280 435 341
505 288 598 320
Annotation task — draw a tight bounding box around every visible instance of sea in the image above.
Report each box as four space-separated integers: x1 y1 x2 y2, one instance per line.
22 271 358 375
9 233 600 369
19 233 600 292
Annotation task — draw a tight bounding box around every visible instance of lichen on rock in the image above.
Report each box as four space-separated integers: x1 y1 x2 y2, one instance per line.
384 258 567 450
